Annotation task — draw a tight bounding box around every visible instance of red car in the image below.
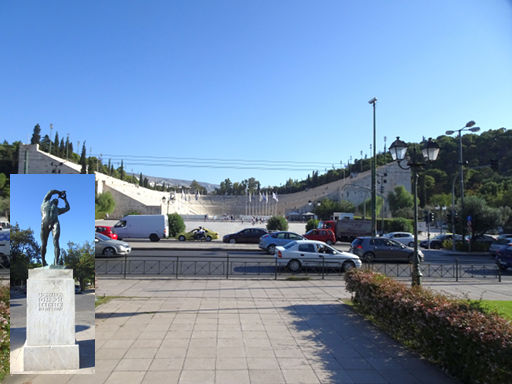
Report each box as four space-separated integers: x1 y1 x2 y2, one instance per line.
95 226 118 240
303 228 336 245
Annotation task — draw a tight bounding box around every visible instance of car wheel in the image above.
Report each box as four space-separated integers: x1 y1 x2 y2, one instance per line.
102 247 116 257
229 238 236 244
287 259 301 273
408 242 415 247
206 236 212 242
267 244 276 254
178 235 186 241
343 260 356 272
149 234 160 242
362 252 375 263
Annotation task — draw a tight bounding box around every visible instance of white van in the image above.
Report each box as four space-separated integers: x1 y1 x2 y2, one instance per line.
113 215 168 242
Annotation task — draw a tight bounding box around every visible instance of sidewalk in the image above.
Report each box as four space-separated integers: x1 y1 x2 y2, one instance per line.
4 278 483 384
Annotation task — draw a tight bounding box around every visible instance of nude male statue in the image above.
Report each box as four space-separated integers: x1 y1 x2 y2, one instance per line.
40 190 70 266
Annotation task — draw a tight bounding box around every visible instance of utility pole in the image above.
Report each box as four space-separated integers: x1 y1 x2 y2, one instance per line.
368 97 377 237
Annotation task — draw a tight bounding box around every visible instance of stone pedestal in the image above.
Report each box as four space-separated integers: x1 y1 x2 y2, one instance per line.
23 268 79 371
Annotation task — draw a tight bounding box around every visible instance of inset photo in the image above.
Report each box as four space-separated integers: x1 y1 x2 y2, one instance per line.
9 174 95 374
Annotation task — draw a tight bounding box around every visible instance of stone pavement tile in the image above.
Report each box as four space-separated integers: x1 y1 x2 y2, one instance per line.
165 329 193 339
23 375 74 384
191 330 217 338
217 338 244 348
161 337 190 348
96 359 120 373
102 339 136 349
186 346 217 358
188 338 217 348
217 345 245 357
313 367 354 384
243 330 268 339
276 357 310 369
216 369 250 384
155 347 188 358
216 356 247 370
273 348 306 359
115 358 152 371
244 338 272 348
245 345 274 357
247 357 280 370
149 357 185 371
142 371 181 384
398 357 457 384
183 357 216 370
96 348 128 360
366 357 405 371
139 330 168 339
248 369 286 384
104 371 146 384
337 357 373 370
178 369 215 384
193 323 217 331
67 372 109 384
345 369 387 384
378 369 422 384
125 347 158 359
132 338 163 349
282 368 321 384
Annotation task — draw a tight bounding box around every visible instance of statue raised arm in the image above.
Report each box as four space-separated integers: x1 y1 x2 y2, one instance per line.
40 190 70 266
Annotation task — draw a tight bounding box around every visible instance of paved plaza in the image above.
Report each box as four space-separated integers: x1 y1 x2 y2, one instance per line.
15 277 512 383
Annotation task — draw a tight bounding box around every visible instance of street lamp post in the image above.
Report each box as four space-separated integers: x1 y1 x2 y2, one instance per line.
445 121 480 243
389 137 440 286
368 97 377 237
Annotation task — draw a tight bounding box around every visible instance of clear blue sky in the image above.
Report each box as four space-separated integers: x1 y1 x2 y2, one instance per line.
10 174 95 261
1 1 511 187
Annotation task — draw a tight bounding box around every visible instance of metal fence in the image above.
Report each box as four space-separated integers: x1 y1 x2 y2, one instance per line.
96 254 506 282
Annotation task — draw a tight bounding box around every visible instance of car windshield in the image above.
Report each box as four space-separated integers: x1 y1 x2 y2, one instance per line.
284 241 296 249
96 233 110 241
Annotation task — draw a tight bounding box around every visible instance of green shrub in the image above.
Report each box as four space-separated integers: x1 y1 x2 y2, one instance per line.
168 213 185 237
442 240 492 252
0 285 9 381
345 270 512 384
305 218 319 232
386 217 413 233
267 216 289 231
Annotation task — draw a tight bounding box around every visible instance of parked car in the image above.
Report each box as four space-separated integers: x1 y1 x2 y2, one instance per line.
275 240 361 273
350 236 424 263
420 234 462 249
113 214 168 242
95 225 118 240
95 233 132 257
177 227 218 242
496 244 512 271
223 228 268 243
259 231 304 254
489 237 512 257
381 232 415 247
303 229 336 245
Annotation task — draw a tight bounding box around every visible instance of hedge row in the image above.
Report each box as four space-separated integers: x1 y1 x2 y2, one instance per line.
0 285 9 381
345 270 512 384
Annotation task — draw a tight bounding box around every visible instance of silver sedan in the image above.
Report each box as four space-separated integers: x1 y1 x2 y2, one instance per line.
95 233 131 257
275 240 362 273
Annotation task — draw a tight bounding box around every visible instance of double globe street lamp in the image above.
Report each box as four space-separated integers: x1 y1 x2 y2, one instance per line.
389 137 440 286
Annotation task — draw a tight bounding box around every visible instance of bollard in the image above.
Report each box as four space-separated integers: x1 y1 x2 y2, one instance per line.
123 254 128 279
226 253 230 279
274 257 278 280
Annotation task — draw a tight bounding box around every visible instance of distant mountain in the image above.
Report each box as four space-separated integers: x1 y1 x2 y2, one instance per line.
128 173 219 193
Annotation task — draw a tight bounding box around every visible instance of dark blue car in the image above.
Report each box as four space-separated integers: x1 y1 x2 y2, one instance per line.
496 244 512 271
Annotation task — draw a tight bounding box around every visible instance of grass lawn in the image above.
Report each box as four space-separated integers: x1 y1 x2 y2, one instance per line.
479 300 512 320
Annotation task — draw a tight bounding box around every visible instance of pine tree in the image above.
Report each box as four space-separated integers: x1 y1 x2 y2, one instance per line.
40 135 51 152
139 172 143 186
30 124 41 145
80 142 87 174
120 160 125 180
53 132 60 156
59 138 65 156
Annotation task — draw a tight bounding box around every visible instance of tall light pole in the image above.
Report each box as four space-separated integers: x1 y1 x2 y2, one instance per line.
390 137 440 286
368 97 377 237
446 121 480 242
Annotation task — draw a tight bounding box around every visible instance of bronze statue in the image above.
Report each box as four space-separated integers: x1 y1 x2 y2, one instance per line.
40 190 70 266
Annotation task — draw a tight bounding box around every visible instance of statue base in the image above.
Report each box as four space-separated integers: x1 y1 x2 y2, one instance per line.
23 268 79 371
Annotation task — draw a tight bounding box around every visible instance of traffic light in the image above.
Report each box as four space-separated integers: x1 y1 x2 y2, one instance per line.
429 212 435 222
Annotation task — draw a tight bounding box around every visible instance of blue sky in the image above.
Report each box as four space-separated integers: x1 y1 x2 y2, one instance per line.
1 1 511 187
10 175 95 261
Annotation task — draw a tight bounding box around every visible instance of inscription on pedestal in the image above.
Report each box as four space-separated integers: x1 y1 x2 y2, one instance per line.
38 292 64 311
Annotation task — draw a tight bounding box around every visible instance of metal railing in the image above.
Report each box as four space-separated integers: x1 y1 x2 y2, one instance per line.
95 254 506 282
